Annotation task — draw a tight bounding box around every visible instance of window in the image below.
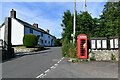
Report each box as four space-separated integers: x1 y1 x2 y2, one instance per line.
41 40 43 44
48 41 50 44
41 33 43 37
51 39 53 41
30 28 33 33
48 35 50 38
45 40 47 43
37 35 40 39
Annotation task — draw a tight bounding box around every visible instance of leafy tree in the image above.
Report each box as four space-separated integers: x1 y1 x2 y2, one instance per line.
61 10 73 42
99 2 120 37
76 12 94 39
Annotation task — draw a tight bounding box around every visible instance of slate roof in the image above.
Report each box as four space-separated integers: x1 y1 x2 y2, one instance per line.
0 17 54 37
0 22 5 28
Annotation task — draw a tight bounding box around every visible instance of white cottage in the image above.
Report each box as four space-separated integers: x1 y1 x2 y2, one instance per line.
0 9 55 46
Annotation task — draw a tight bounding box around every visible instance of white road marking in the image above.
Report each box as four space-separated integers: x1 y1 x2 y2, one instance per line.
54 63 58 66
36 73 44 78
57 61 60 64
51 66 55 69
36 57 64 78
45 69 50 73
50 66 55 69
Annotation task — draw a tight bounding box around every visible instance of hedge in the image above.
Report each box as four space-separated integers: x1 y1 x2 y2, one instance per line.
23 34 38 47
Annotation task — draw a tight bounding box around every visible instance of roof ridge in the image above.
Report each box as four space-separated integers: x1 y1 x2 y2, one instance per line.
14 18 54 37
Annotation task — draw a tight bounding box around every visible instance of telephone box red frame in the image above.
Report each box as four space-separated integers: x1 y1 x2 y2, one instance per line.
77 34 88 59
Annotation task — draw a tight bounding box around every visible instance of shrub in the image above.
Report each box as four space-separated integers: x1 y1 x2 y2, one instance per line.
61 38 70 57
23 34 38 47
111 53 116 61
68 43 77 58
61 38 77 58
89 52 96 61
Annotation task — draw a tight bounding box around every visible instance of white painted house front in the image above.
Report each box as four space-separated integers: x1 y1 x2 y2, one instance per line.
0 9 55 46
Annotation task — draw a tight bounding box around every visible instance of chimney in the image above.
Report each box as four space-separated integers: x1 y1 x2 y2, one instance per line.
46 29 49 33
33 23 38 28
10 9 16 18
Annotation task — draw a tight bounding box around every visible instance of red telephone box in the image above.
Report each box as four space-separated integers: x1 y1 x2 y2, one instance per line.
77 34 88 59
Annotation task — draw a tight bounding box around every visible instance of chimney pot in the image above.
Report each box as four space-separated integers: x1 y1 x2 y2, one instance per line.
46 29 49 33
33 23 38 28
10 9 16 18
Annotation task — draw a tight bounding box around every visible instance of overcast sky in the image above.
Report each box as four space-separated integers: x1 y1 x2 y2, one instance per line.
0 2 106 38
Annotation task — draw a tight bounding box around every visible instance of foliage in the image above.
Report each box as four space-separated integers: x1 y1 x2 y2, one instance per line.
90 57 96 61
61 2 120 41
61 37 77 58
55 38 62 46
76 12 94 38
111 53 116 60
61 2 120 58
61 10 73 42
61 38 70 57
68 43 77 58
99 2 120 37
89 52 96 61
23 34 38 47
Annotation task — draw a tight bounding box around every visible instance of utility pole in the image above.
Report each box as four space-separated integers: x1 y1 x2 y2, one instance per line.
84 0 87 12
73 0 76 44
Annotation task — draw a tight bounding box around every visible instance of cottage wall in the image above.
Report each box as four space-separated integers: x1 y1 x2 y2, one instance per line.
0 25 5 41
11 18 24 45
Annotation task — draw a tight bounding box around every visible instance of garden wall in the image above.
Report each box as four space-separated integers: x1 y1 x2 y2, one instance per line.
13 47 45 53
89 50 119 61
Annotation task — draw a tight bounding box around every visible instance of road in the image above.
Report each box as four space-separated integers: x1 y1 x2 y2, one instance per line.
2 47 118 78
2 47 62 78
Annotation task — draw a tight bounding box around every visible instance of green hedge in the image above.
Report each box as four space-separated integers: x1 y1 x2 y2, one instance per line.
23 34 38 47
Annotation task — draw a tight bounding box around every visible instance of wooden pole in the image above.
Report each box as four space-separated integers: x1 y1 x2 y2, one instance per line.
73 0 76 44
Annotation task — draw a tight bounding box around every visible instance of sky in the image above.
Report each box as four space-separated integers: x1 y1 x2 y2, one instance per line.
0 1 106 38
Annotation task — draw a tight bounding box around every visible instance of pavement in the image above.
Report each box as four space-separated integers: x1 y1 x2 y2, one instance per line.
44 59 118 78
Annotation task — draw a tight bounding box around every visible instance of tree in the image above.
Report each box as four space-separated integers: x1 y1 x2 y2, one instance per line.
76 11 94 39
99 1 120 37
61 10 73 42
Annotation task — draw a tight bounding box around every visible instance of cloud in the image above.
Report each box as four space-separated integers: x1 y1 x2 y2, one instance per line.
1 2 105 38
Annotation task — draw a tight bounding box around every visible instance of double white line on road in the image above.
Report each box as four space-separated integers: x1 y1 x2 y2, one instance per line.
36 57 64 78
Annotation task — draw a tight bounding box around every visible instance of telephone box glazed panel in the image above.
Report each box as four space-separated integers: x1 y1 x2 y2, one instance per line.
77 34 88 59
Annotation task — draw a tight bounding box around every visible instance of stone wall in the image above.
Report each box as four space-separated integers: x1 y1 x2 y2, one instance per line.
13 47 45 53
88 50 119 61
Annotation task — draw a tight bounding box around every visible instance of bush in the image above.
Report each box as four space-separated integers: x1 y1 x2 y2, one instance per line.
62 38 77 58
61 38 70 57
111 53 116 61
23 34 38 47
68 43 77 58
